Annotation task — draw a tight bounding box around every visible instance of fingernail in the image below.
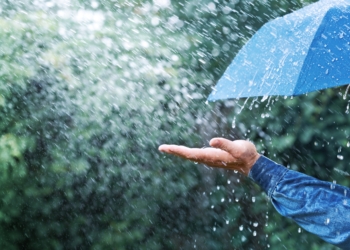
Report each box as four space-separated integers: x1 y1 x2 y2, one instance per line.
210 138 220 146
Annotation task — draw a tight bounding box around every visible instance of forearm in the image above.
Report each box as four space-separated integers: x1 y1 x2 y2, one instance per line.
249 156 350 249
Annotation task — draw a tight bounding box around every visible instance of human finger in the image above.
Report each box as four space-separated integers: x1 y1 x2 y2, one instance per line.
159 144 234 166
210 138 247 158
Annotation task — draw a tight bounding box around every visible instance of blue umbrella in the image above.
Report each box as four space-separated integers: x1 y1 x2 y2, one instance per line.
208 0 350 101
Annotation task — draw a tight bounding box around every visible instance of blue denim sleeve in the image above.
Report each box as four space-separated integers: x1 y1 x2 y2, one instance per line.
248 156 350 249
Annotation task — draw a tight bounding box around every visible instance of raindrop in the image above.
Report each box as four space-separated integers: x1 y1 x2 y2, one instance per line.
239 225 243 231
232 117 236 128
91 1 99 8
337 155 344 160
343 85 350 100
261 95 269 102
253 222 258 227
253 231 257 236
227 180 231 184
153 0 171 8
171 55 179 62
207 2 216 12
298 228 302 233
222 6 232 15
324 218 330 225
252 197 256 202
221 198 225 202
226 220 229 225
213 226 216 232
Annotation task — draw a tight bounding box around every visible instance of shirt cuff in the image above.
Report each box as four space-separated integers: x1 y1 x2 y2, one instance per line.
248 156 289 198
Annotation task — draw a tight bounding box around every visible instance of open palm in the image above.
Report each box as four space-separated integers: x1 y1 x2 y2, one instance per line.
159 138 260 176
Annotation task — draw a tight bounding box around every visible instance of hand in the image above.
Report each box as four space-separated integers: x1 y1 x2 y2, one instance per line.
158 138 260 176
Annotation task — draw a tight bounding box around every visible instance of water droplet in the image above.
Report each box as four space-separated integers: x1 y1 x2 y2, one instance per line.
253 222 258 227
232 117 236 129
226 220 229 225
221 198 225 202
252 197 256 202
261 95 269 102
253 231 257 236
213 227 216 231
325 218 330 225
227 180 231 184
298 228 302 233
239 225 243 231
343 85 350 100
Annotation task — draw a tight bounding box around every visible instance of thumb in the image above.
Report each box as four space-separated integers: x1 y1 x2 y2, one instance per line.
209 138 247 159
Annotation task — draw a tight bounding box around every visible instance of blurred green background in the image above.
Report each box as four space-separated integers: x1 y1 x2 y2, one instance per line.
0 0 348 249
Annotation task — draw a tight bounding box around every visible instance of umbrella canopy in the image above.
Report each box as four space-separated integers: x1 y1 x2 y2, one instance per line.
208 0 350 101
